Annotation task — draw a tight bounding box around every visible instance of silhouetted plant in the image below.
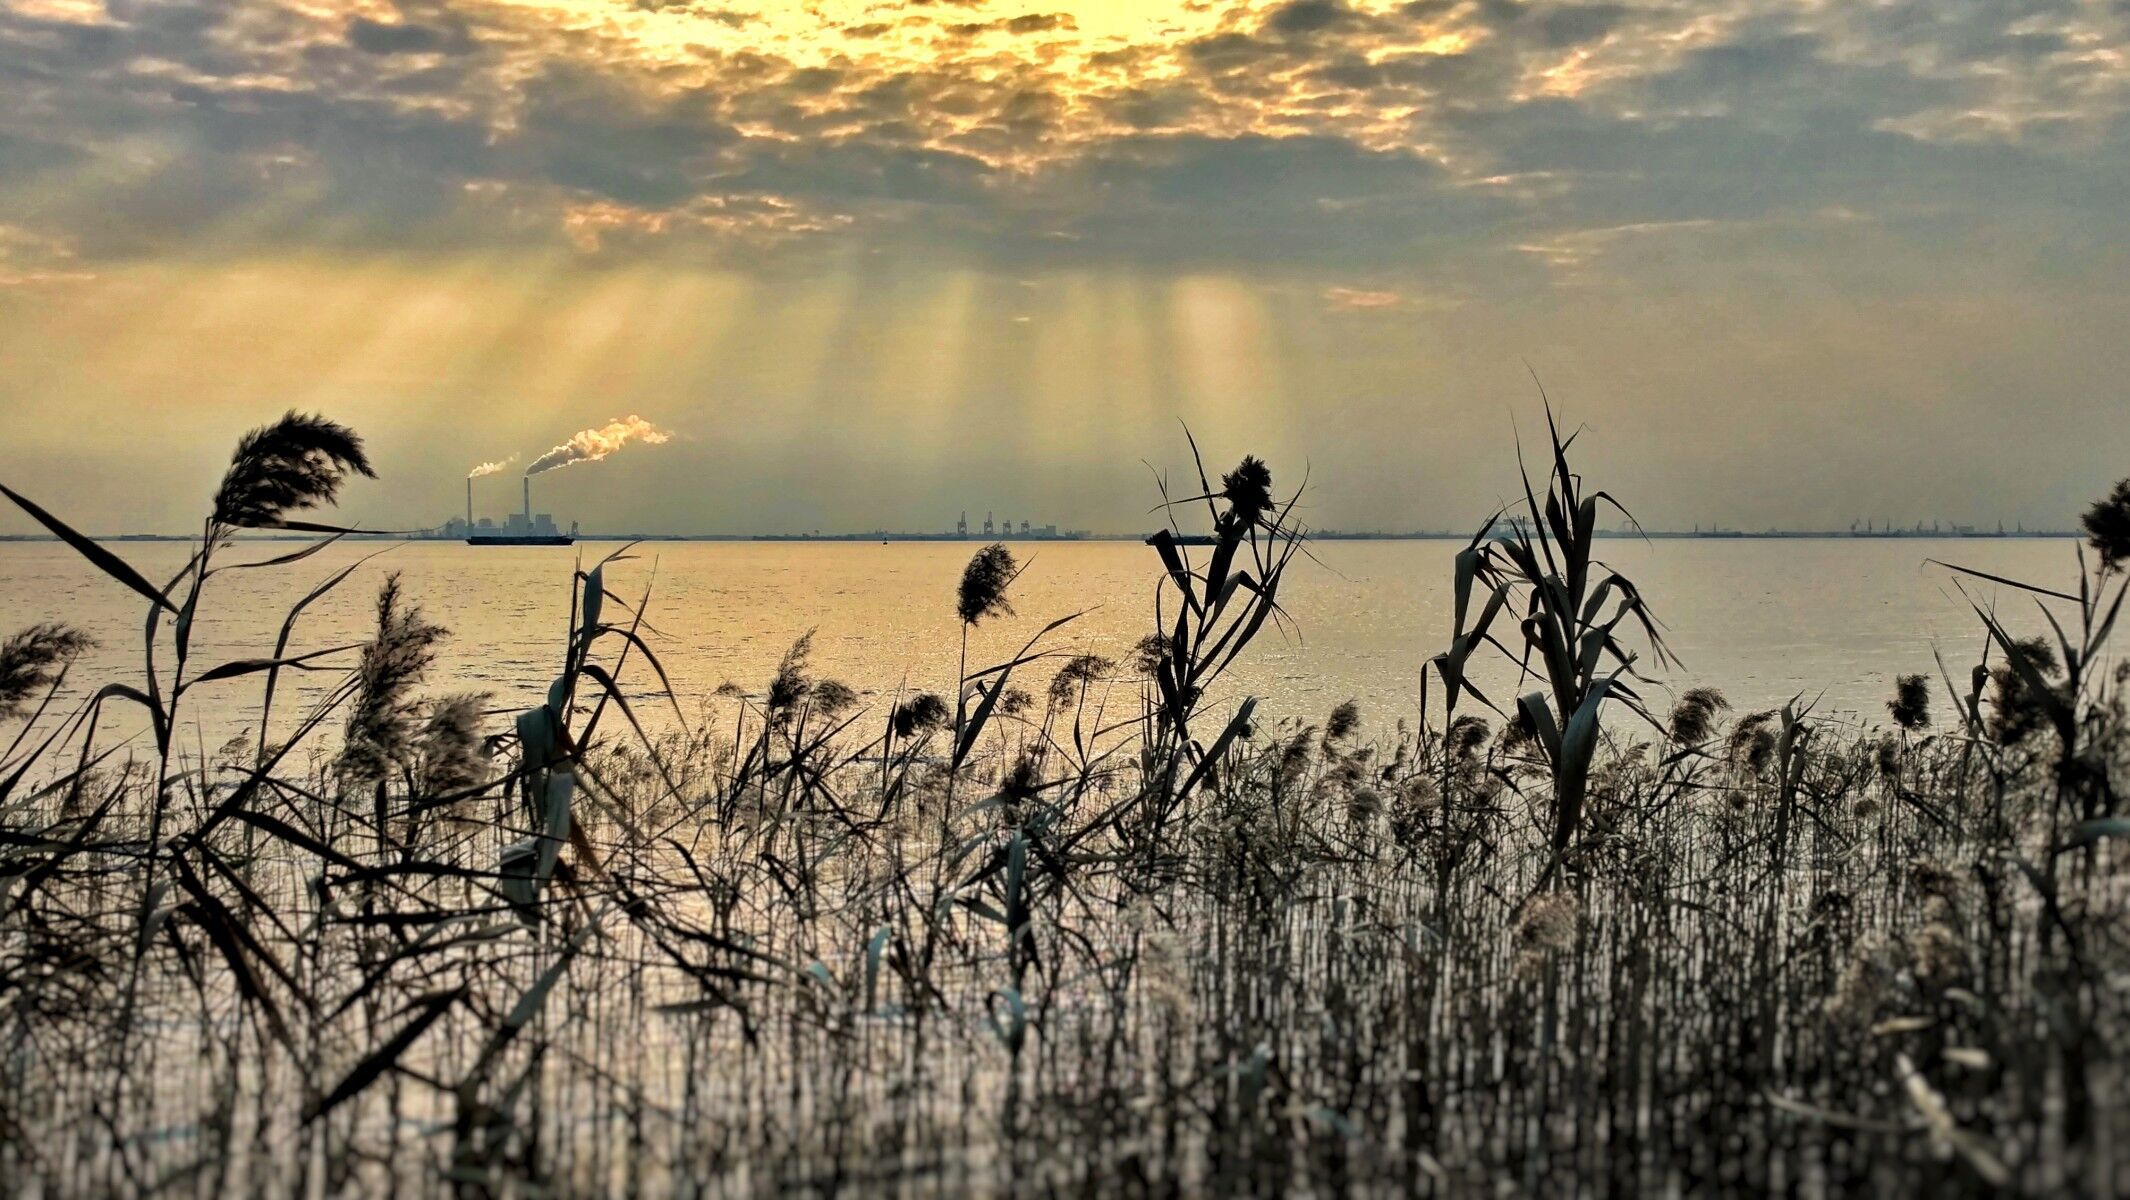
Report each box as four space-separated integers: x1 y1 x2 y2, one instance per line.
1325 700 1361 742
211 410 375 532
1729 710 1780 775
1669 686 1730 745
811 679 858 719
1889 673 1932 732
1048 653 1112 706
0 623 91 723
893 692 949 738
1445 714 1490 758
957 543 1019 626
2082 477 2130 571
1135 438 1305 847
1218 455 1274 531
415 692 491 796
1465 402 1675 882
766 630 817 723
4 412 2129 1198
336 573 447 788
1985 637 2062 745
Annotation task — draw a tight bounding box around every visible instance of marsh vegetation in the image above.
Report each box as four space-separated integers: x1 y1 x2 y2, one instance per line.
2 414 2128 1196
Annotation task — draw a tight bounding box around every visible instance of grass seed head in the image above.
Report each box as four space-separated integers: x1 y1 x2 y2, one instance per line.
1447 714 1491 759
1325 699 1361 742
1513 892 1579 976
1219 455 1275 531
336 574 447 788
212 410 374 530
811 678 858 719
892 692 949 738
1668 687 1730 745
956 543 1018 626
417 692 491 796
1048 653 1113 705
1729 711 1779 775
0 622 93 722
767 630 816 722
1345 786 1383 825
1889 673 1931 732
2081 477 2130 570
1133 632 1172 677
1986 637 2062 743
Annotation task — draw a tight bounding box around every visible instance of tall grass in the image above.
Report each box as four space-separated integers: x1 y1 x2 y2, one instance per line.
1 415 2126 1196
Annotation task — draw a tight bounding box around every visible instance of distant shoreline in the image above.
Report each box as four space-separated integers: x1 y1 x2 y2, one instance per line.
0 529 2089 545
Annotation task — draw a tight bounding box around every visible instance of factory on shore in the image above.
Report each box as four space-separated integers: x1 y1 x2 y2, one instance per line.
750 511 1088 542
956 511 1068 539
435 475 574 544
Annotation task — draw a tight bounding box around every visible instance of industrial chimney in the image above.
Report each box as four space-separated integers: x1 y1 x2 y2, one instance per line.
466 477 473 527
523 476 532 523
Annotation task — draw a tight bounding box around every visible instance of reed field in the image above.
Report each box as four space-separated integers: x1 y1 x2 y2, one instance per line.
3 413 2128 1197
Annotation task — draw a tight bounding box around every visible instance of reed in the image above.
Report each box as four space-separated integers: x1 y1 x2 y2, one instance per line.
1 414 2126 1196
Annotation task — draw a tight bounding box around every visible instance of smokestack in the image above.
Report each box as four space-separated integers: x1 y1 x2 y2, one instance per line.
466 477 473 527
523 476 531 522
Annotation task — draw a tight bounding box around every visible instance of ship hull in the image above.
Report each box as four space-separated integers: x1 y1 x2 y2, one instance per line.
467 536 574 546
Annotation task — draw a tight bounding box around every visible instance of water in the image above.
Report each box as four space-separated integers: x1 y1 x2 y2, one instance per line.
0 536 2090 745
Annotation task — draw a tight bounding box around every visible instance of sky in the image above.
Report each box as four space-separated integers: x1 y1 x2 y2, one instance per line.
1 0 2127 535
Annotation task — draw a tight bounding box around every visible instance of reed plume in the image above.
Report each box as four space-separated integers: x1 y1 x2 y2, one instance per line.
336 573 447 787
1513 891 1579 976
811 679 858 719
416 692 490 796
1445 714 1489 759
1986 636 2061 743
1048 653 1113 705
1325 700 1361 742
1219 455 1275 531
766 630 816 723
1668 686 1730 745
0 623 91 722
1888 673 1931 731
1729 710 1778 774
1132 632 1172 677
892 692 949 738
956 543 1018 626
211 410 374 530
2082 477 2130 570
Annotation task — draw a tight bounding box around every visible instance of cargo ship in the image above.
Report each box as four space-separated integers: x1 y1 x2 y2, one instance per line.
464 477 575 546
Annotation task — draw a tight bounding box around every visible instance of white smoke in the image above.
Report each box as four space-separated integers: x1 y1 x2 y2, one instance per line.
525 415 671 476
467 456 516 479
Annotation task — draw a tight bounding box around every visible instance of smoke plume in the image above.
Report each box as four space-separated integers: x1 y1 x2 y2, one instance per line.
524 415 671 476
467 456 515 479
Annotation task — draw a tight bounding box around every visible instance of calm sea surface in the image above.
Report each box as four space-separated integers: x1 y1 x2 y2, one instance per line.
0 537 2092 746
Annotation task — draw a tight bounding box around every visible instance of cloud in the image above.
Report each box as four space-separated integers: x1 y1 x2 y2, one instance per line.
1265 0 1368 37
7 0 2130 545
1322 285 1403 310
0 0 2121 292
942 13 1076 39
346 15 474 56
0 222 93 287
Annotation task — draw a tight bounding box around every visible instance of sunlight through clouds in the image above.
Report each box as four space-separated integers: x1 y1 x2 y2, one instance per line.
4 0 2130 534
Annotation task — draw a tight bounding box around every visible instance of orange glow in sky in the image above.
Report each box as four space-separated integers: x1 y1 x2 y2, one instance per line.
2 0 2128 534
